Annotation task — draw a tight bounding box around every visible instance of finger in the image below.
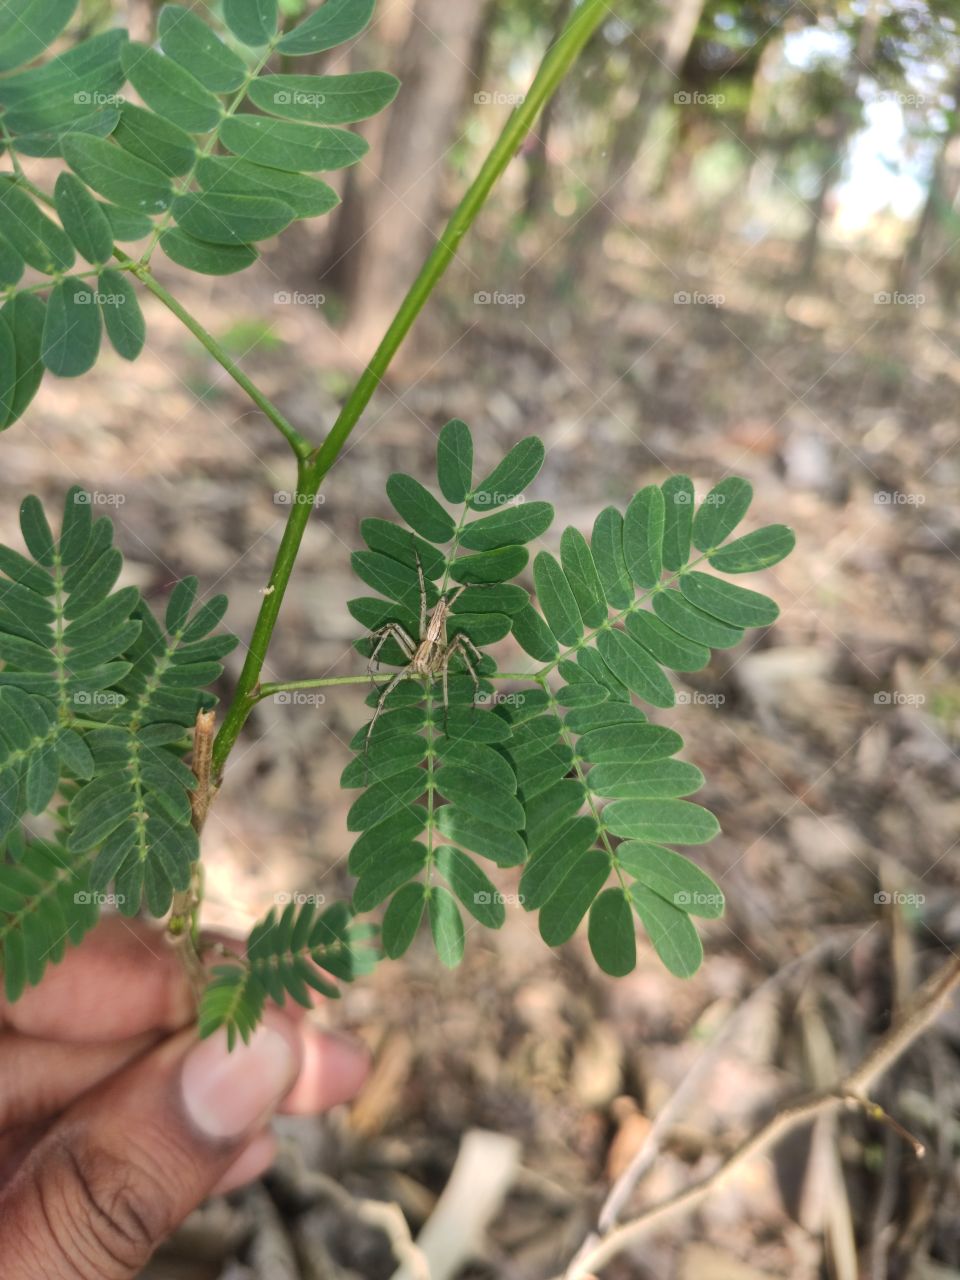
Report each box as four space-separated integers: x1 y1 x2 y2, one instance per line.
0 916 193 1042
0 1031 158 1131
209 1129 277 1195
279 1024 371 1114
0 1012 369 1280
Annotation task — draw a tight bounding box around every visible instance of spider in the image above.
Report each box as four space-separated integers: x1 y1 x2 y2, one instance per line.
365 555 486 747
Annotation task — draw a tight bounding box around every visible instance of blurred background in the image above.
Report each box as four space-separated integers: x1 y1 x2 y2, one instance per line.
6 0 960 1275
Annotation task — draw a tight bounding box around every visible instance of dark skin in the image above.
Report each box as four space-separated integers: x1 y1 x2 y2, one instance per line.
0 916 370 1280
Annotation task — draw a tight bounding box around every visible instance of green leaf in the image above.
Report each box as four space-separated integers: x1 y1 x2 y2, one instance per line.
0 0 77 71
539 849 610 946
353 842 427 911
577 723 682 765
459 501 553 551
0 312 14 425
53 172 113 265
158 5 247 92
382 882 427 958
624 610 709 672
360 518 445 579
534 552 582 646
434 846 505 928
439 738 516 793
346 767 425 832
349 808 425 875
173 191 296 245
428 885 464 968
707 525 796 573
602 798 720 846
386 473 455 543
0 293 45 429
469 436 544 510
661 475 694 572
692 477 753 552
121 41 223 133
652 591 743 649
0 180 75 273
196 156 338 219
0 236 24 287
449 546 528 585
436 765 524 831
62 134 172 214
159 228 257 275
247 72 399 125
564 702 646 734
277 0 375 55
113 103 196 177
511 602 558 661
223 0 278 45
618 843 723 918
435 806 526 867
679 572 778 628
18 495 55 565
623 485 664 589
559 527 608 627
437 418 473 503
98 268 145 361
520 814 598 909
596 629 674 708
41 278 102 378
556 683 608 708
629 884 703 977
219 116 368 172
591 506 634 608
588 888 636 976
588 759 704 799
98 202 153 241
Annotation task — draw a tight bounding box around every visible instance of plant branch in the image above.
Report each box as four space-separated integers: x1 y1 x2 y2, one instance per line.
561 952 960 1279
126 262 313 459
211 0 609 776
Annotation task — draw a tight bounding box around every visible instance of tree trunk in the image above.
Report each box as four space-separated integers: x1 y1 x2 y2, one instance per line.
332 0 489 361
896 70 960 304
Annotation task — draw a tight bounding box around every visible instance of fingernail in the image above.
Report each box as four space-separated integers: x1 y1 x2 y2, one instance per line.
181 1025 298 1139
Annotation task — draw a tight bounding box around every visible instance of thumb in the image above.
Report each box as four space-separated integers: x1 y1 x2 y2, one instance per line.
1 1013 303 1280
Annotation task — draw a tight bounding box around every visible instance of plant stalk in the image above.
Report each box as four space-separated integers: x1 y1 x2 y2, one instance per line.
211 0 608 776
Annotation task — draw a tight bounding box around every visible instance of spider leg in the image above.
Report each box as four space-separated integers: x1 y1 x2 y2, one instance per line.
443 632 485 726
414 553 428 640
367 623 416 674
364 667 414 760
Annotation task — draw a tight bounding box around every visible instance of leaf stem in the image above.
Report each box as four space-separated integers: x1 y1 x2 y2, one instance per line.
126 262 313 459
211 0 608 776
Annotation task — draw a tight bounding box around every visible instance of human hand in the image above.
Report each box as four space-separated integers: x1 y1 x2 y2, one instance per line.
0 916 370 1279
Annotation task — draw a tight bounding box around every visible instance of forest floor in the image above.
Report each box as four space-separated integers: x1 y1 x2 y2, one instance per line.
6 203 960 1280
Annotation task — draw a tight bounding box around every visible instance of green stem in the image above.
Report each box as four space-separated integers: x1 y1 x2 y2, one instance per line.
256 671 544 699
211 0 608 776
128 263 312 459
